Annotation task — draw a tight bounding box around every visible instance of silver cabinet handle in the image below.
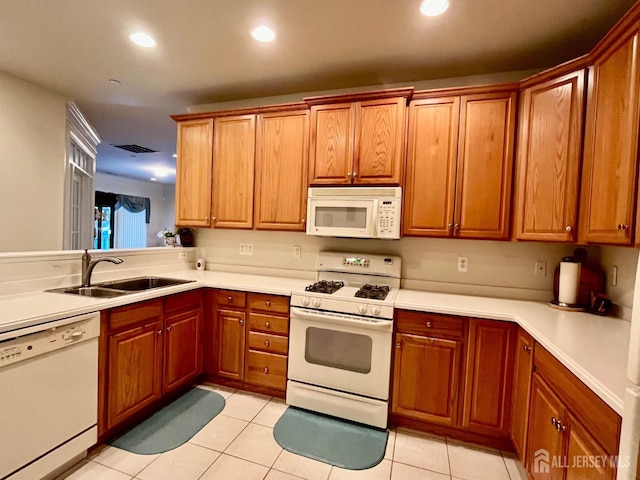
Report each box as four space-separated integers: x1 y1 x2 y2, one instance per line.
428 337 434 344
157 330 162 336
347 172 352 178
523 345 531 353
426 321 432 328
618 224 629 230
264 367 269 374
551 417 558 428
205 216 209 222
265 300 271 307
565 225 572 232
227 296 233 302
264 340 270 347
166 326 172 332
265 322 270 328
353 172 357 177
396 342 401 349
239 320 244 326
212 216 217 223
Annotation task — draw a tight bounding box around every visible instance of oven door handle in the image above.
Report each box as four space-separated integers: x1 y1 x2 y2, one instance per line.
290 307 393 331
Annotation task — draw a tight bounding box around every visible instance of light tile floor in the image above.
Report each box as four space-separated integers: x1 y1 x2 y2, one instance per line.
57 385 528 480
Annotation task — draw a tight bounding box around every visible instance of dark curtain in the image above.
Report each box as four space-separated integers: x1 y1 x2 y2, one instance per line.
115 194 151 224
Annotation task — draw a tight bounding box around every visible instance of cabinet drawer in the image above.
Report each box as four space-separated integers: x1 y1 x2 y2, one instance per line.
249 313 289 335
216 290 246 308
108 299 163 331
248 332 288 355
246 351 287 390
248 293 289 314
396 310 465 339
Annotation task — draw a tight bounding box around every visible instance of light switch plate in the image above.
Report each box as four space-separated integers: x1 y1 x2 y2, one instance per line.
239 243 254 256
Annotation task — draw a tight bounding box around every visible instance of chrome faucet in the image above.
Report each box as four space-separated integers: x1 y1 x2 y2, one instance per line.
82 249 124 287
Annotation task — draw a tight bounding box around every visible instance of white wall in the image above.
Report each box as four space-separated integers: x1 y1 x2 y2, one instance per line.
95 172 175 247
195 229 637 318
0 70 67 252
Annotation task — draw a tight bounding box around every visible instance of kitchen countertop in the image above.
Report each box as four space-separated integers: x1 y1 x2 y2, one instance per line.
0 270 629 415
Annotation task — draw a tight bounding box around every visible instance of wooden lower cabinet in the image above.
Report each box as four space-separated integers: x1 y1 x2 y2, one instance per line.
217 308 246 380
510 328 534 459
208 289 289 395
525 345 621 479
100 291 204 437
462 319 516 437
392 333 462 427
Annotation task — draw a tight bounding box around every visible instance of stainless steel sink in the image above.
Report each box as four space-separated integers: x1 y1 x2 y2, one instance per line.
97 276 194 291
46 276 195 297
49 286 129 298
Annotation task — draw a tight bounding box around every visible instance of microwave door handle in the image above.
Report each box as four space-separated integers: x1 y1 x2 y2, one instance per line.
291 307 392 330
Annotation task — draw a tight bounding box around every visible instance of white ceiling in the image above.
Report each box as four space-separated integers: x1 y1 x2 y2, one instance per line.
0 0 634 183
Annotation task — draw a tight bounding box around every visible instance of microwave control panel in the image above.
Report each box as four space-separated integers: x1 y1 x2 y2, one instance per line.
376 199 401 238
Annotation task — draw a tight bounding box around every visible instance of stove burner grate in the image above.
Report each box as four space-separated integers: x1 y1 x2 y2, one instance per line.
355 284 390 300
305 280 345 294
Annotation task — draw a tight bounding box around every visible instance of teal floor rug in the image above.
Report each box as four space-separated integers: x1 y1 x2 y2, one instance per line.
273 407 388 470
109 387 225 455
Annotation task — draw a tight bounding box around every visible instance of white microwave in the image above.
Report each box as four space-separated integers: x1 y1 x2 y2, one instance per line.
306 187 402 239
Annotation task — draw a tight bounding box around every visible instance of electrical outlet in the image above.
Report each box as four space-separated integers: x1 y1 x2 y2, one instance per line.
610 265 618 287
294 245 301 258
457 256 468 273
239 243 254 256
535 260 547 277
178 252 188 260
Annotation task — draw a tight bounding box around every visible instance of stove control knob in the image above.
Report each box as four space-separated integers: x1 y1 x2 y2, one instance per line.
358 305 368 314
371 306 381 316
312 298 321 308
301 296 310 307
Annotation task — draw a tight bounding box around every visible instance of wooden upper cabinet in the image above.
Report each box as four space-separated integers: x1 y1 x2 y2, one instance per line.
580 22 640 244
355 98 406 184
175 119 213 227
514 70 585 242
455 92 515 239
403 97 460 237
212 115 256 229
403 88 516 239
309 103 355 184
255 110 309 230
307 90 410 185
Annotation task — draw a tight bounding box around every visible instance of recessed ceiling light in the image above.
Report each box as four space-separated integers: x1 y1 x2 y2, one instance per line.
154 168 168 177
420 0 449 16
150 177 158 182
109 79 121 85
251 25 276 42
130 32 156 48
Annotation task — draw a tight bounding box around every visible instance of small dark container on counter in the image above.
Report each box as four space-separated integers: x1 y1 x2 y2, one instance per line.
588 291 613 316
177 228 194 247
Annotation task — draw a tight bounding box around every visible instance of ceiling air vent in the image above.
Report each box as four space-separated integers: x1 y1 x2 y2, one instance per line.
112 144 157 154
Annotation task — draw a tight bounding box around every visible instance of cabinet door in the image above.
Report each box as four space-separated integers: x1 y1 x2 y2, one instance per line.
514 71 585 242
392 333 462 427
526 375 565 480
163 308 202 394
107 320 163 430
175 119 213 227
581 24 640 244
403 97 460 236
510 329 534 459
565 412 616 480
309 103 355 184
255 110 309 230
354 97 406 184
455 92 516 239
212 115 256 228
217 308 246 380
462 319 516 437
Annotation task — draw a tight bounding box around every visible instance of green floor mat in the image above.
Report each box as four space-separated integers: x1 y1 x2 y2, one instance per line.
109 387 225 455
273 407 388 470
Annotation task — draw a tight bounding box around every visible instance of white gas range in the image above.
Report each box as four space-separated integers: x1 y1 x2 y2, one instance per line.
287 252 401 429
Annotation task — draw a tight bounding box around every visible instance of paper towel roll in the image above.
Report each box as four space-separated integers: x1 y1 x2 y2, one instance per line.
196 258 205 271
558 260 580 305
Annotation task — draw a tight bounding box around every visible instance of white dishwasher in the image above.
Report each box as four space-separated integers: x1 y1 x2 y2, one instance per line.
0 312 99 480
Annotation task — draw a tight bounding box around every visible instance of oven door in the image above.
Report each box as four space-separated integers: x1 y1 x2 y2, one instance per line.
288 306 393 400
306 198 377 238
